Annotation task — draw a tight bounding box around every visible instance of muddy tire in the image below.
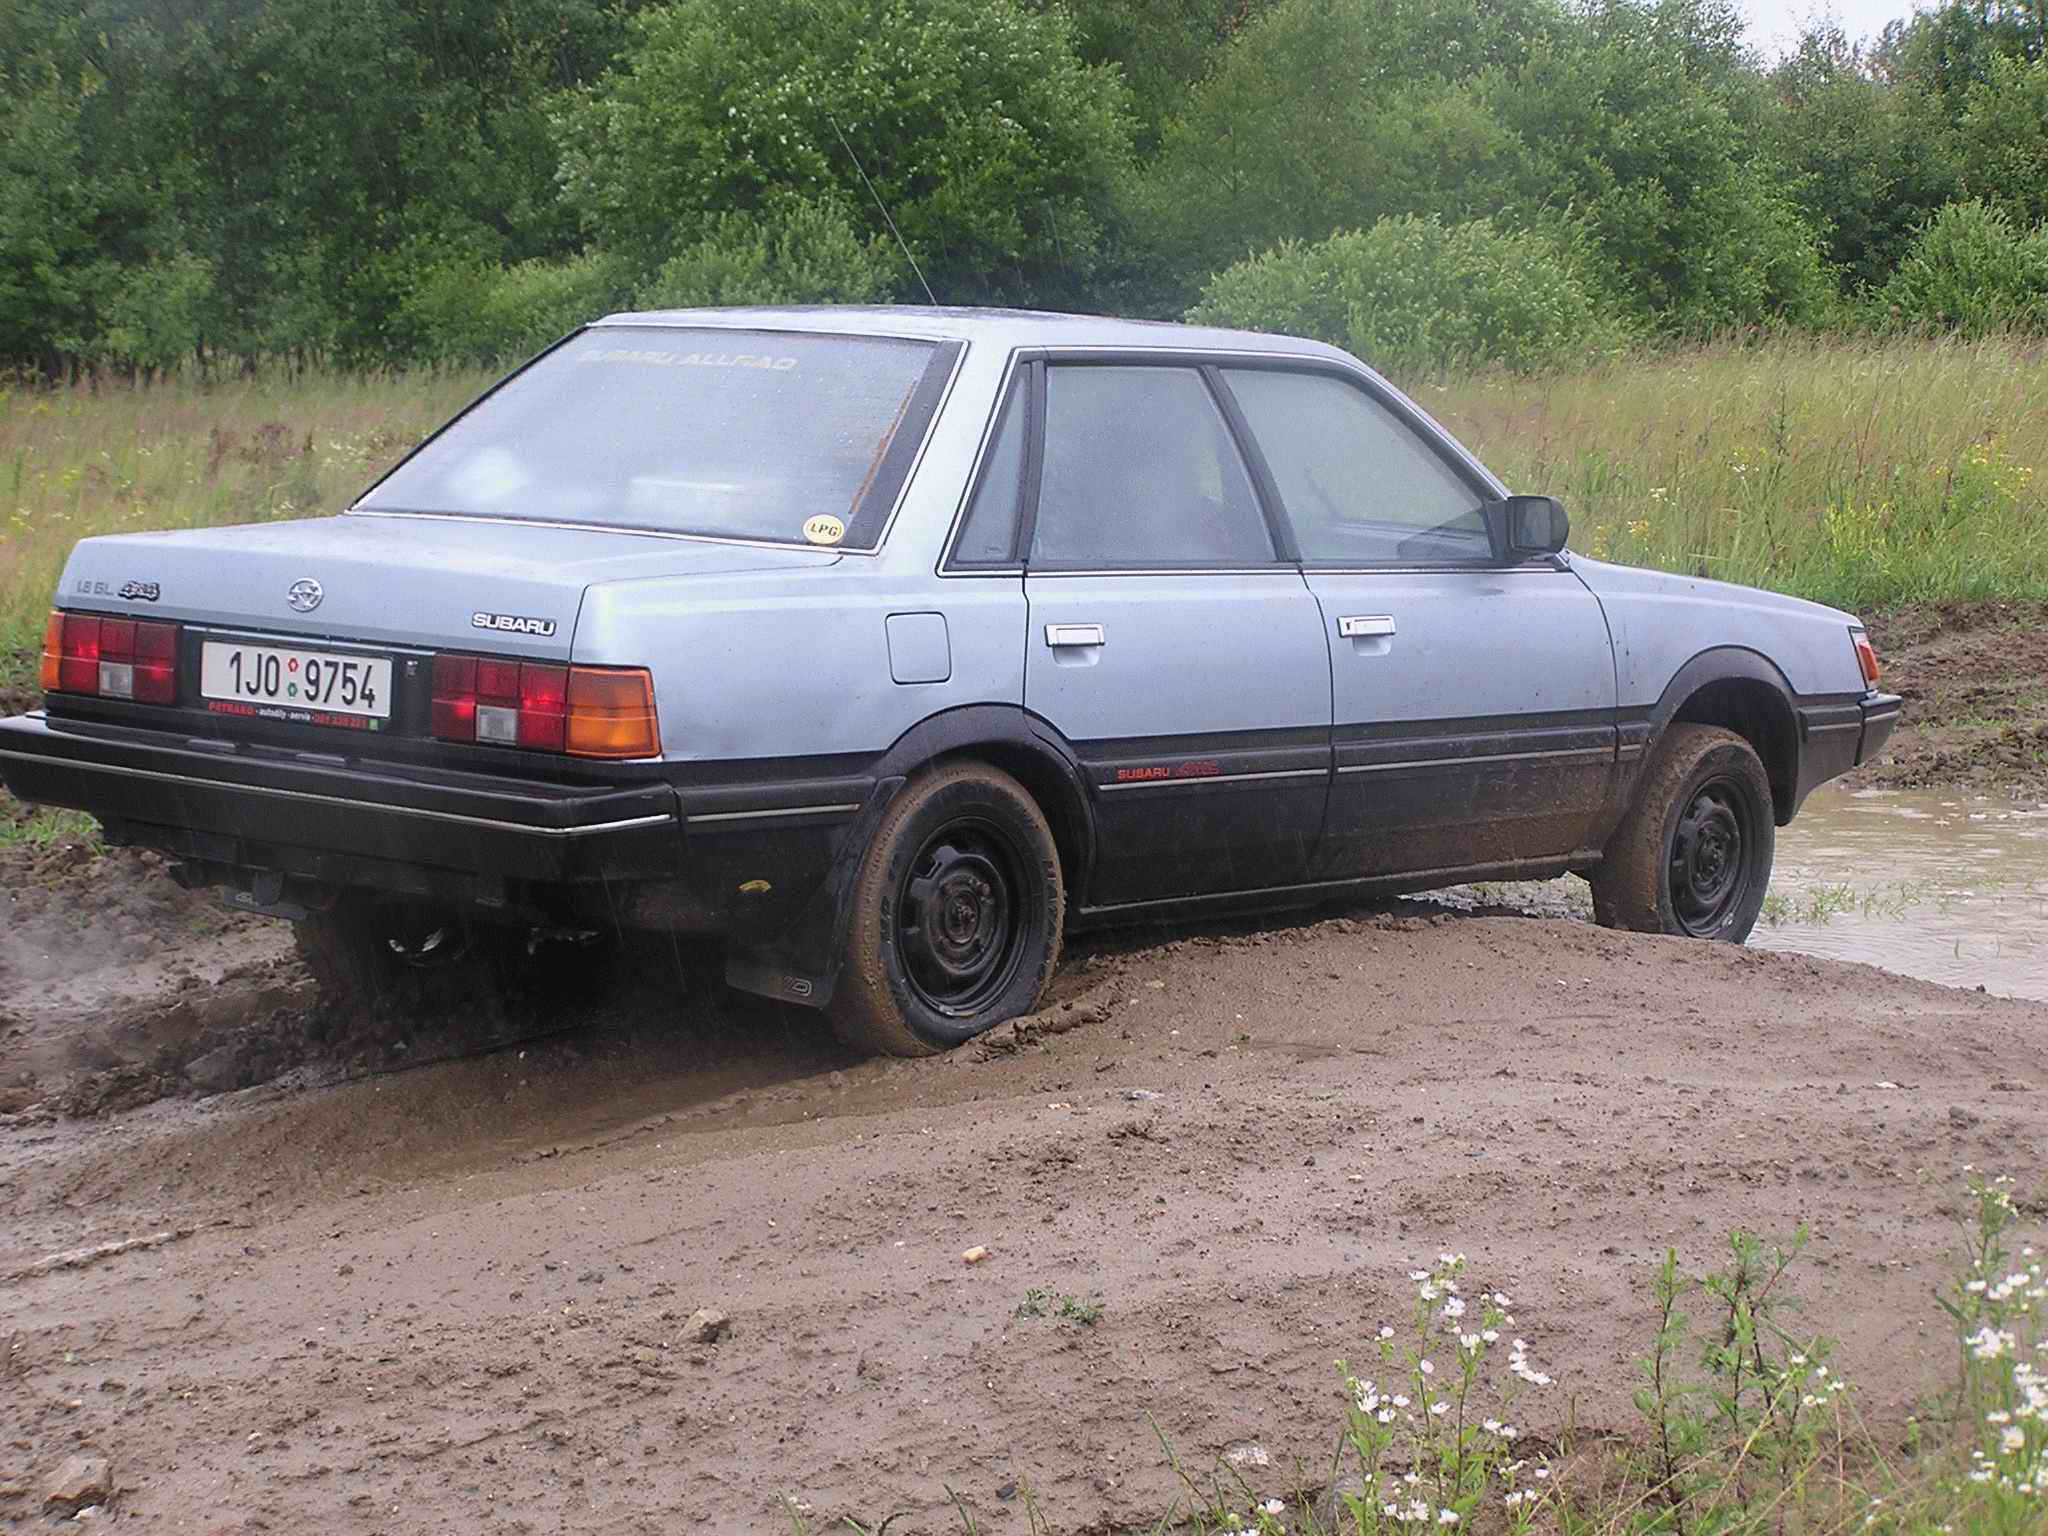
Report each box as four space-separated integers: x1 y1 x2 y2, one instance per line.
293 897 516 1016
1589 724 1775 943
828 761 1064 1057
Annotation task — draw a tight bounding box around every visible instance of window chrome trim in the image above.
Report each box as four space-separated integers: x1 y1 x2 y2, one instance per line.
933 342 1525 577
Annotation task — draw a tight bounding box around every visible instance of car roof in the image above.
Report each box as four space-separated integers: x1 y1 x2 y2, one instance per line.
590 304 1359 363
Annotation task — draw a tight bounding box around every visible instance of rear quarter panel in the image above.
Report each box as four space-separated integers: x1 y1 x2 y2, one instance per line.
572 339 1023 763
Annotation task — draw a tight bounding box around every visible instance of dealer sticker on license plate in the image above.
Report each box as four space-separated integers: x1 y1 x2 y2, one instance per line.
200 641 394 730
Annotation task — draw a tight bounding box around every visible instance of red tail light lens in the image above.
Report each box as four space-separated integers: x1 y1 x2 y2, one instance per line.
41 610 180 703
431 654 477 740
1851 628 1880 687
432 651 656 758
517 664 568 752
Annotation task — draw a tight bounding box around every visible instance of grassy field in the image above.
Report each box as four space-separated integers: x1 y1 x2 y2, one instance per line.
3 335 2046 699
1427 333 2048 613
0 368 490 695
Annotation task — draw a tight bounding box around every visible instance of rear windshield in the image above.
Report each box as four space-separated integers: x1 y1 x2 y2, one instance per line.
356 327 951 549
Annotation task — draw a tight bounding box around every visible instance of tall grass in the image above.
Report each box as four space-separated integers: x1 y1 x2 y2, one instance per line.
0 369 490 691
1422 332 2048 613
3 334 2045 695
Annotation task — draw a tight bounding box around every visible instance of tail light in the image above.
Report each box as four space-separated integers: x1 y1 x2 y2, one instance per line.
433 653 657 759
40 610 179 703
1850 627 1881 687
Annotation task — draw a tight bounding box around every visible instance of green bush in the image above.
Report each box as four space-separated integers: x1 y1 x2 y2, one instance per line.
97 253 217 375
1189 214 1629 375
397 248 631 368
1874 200 2048 337
634 197 899 310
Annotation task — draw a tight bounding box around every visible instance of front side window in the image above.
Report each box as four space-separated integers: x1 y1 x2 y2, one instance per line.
358 327 949 549
1031 366 1275 569
1223 368 1490 566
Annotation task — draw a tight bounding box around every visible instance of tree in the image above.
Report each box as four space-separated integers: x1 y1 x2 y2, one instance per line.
552 0 1135 306
1956 53 2048 227
1768 27 1963 292
1134 0 1558 290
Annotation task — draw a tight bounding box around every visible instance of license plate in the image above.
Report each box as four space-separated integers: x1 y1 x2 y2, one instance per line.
200 641 394 726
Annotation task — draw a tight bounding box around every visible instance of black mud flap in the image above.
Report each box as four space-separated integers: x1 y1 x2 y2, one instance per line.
722 775 908 1009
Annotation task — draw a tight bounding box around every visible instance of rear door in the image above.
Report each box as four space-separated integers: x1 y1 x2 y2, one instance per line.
1013 360 1332 906
1217 364 1616 879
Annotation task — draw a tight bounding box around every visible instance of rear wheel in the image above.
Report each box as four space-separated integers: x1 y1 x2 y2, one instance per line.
1589 724 1775 943
829 761 1064 1056
293 896 517 1016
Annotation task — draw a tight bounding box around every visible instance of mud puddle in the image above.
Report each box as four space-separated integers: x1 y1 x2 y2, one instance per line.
1752 785 2048 1002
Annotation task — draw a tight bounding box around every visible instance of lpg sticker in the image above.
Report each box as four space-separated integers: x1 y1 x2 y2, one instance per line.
802 514 846 546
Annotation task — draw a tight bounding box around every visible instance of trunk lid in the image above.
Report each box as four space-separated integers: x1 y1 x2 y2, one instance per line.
57 512 837 658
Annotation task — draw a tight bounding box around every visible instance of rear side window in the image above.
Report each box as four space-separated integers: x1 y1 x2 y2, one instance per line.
1223 368 1488 566
1030 366 1275 569
951 374 1027 565
358 327 954 549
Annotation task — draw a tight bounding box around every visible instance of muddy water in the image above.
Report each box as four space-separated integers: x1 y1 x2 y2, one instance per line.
1753 787 2048 1002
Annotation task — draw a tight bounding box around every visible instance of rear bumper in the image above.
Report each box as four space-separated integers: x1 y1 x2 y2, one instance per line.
0 712 681 887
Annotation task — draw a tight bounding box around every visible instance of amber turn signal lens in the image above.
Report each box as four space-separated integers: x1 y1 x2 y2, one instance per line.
565 667 658 759
39 610 63 694
1852 629 1881 687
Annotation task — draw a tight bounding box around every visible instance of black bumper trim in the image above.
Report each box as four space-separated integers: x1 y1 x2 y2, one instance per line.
0 748 674 839
0 713 682 886
1856 692 1903 766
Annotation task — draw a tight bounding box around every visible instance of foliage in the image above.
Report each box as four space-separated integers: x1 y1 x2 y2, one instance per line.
1957 54 2048 228
1769 29 1964 292
6 0 2048 368
551 0 1133 306
1137 0 1556 286
1476 3 1836 333
1190 215 1628 374
1875 200 2048 336
634 196 900 312
396 249 632 368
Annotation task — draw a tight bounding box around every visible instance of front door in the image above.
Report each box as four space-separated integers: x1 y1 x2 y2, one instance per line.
1018 362 1332 906
1217 364 1616 879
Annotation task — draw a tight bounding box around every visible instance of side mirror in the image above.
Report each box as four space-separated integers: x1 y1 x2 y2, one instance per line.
1484 495 1569 560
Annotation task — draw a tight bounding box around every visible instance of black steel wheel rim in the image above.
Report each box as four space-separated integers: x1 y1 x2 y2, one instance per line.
897 817 1027 1016
1668 776 1756 936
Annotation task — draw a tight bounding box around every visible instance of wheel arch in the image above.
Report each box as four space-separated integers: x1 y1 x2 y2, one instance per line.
871 704 1096 900
1650 648 1801 825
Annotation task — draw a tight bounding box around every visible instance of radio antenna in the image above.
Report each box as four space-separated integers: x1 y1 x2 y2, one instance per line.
826 112 938 307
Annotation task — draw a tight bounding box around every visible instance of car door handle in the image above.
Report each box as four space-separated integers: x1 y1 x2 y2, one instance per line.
1337 615 1396 639
1045 623 1105 648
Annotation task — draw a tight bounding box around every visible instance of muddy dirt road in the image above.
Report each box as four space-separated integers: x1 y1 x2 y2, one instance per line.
4 914 2044 1531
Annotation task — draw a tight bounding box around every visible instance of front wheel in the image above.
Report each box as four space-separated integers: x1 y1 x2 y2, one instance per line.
1589 724 1774 944
829 761 1064 1056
